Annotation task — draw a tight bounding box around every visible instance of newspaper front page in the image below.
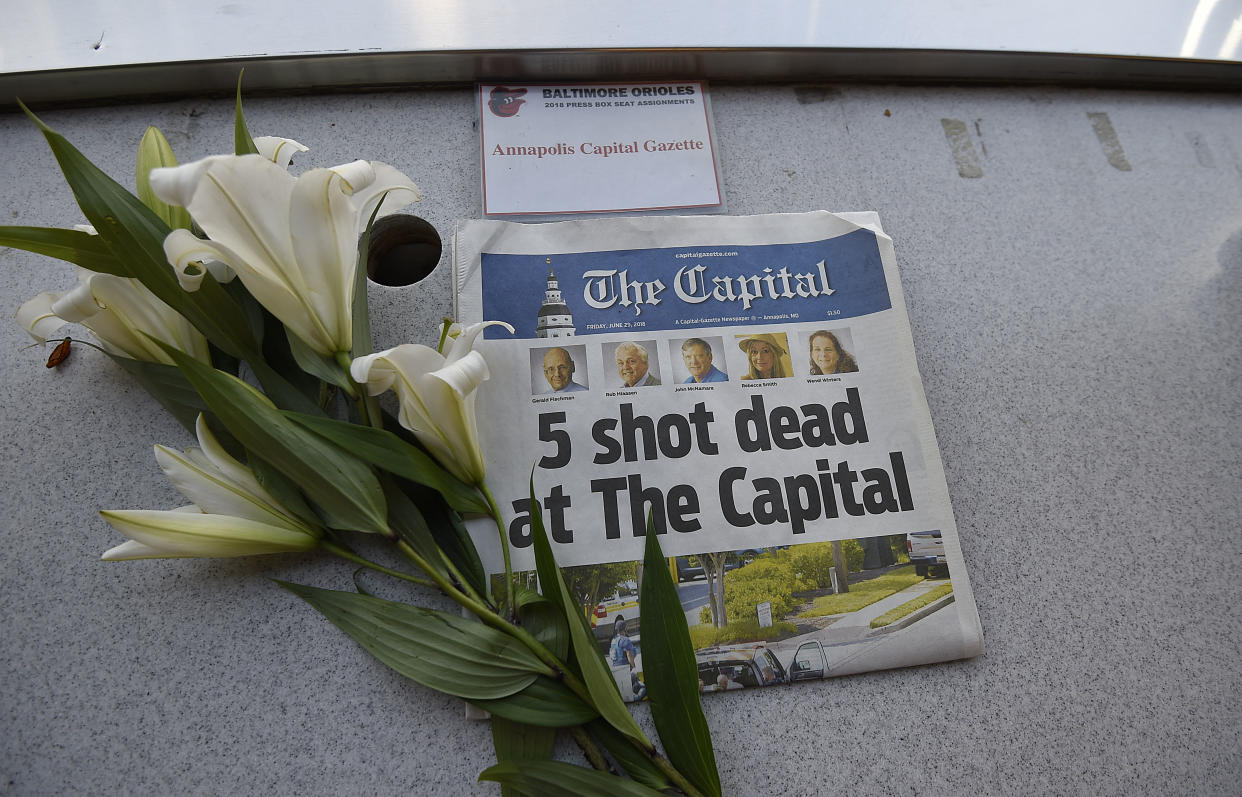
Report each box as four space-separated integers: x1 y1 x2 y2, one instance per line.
454 211 983 699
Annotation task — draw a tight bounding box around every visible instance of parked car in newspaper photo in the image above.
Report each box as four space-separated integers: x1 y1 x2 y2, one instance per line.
906 530 948 577
590 579 641 642
695 640 829 691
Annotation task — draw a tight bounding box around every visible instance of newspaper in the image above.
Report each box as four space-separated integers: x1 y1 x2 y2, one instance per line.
454 211 983 699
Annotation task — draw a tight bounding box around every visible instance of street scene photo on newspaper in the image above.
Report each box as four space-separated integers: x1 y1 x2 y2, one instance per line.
454 211 984 702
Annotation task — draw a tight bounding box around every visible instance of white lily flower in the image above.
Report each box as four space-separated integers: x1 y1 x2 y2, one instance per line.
101 415 320 561
15 268 210 365
150 154 420 357
350 321 514 485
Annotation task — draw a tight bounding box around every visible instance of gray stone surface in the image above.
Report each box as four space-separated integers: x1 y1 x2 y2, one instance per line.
2 84 1239 795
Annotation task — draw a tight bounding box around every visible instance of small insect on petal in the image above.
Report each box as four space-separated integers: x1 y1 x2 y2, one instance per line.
46 338 72 368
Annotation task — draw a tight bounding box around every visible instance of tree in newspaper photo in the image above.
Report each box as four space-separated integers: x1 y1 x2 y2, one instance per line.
549 534 959 699
7 81 724 796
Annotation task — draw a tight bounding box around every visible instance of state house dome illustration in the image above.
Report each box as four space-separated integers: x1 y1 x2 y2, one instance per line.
535 268 576 338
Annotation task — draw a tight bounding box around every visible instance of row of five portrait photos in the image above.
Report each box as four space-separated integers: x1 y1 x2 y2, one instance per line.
528 327 860 394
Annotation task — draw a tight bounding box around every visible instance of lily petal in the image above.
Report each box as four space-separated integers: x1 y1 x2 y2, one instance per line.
328 160 375 192
346 161 421 225
445 321 514 365
15 292 64 341
154 444 306 532
100 509 318 560
101 539 184 560
254 136 309 169
431 349 491 399
159 156 301 300
49 277 103 323
192 415 258 492
162 229 241 289
288 167 364 353
148 156 228 208
193 415 306 525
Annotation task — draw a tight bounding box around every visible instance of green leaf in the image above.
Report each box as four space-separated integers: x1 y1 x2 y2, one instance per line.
284 411 487 514
491 717 557 797
479 760 665 797
208 342 242 381
201 413 246 461
587 720 673 793
234 72 260 156
248 355 327 417
223 278 267 349
381 476 448 580
491 716 555 764
19 103 260 362
279 582 552 699
135 126 192 230
107 353 207 433
417 485 489 599
207 283 321 415
513 582 544 610
284 325 354 391
246 449 323 531
641 526 720 797
528 476 648 748
519 594 570 663
161 344 389 534
0 226 128 276
254 298 321 408
470 676 598 728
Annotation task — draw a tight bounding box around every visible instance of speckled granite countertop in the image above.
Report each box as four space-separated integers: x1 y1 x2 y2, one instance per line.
1 84 1238 795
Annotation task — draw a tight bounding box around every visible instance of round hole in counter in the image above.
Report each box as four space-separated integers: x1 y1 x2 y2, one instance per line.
365 215 441 287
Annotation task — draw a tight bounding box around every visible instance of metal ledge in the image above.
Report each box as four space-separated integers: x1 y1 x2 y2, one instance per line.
5 48 1242 109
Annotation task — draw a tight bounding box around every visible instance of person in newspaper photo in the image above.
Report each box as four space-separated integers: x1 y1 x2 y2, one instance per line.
807 329 860 375
612 341 661 388
534 346 588 394
678 337 729 383
609 619 646 700
736 332 792 380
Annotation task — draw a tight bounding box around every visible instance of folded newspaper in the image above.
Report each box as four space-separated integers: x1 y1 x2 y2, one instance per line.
454 211 983 700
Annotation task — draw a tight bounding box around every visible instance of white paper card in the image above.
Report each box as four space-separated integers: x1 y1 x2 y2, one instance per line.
478 81 723 217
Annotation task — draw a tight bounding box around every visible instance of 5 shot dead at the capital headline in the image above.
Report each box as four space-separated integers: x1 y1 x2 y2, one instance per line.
506 389 918 545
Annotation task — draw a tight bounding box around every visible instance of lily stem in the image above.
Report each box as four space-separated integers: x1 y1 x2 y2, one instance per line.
361 391 384 430
479 483 515 622
393 539 592 704
332 351 361 401
439 552 493 611
569 726 613 774
388 539 706 797
337 351 385 429
322 541 436 589
648 751 707 797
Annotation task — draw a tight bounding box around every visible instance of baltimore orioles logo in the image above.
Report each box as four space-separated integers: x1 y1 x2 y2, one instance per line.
488 86 527 118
